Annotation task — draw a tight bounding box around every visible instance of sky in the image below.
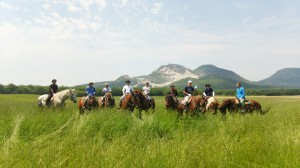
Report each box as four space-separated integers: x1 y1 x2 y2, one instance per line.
0 0 299 86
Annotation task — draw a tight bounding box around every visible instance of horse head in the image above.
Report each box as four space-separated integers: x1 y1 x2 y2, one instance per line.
165 94 178 110
104 93 113 106
68 89 77 103
132 90 143 106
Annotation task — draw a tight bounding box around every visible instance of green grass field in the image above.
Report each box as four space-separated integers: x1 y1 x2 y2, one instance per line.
0 94 300 167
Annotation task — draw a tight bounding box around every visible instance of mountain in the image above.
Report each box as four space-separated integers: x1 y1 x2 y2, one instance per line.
257 68 300 88
193 65 251 83
77 64 300 89
145 64 199 87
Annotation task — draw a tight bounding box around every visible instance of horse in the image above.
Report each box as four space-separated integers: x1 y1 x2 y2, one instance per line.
241 99 270 114
98 93 115 108
165 94 179 111
219 98 270 114
78 96 99 114
203 97 219 114
119 93 136 112
177 95 205 116
131 90 155 113
218 98 236 114
38 89 77 108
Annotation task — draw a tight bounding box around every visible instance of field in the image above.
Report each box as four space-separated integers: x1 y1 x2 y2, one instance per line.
0 94 300 167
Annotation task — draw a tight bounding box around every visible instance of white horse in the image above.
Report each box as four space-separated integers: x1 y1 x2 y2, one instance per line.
206 97 219 113
38 89 77 107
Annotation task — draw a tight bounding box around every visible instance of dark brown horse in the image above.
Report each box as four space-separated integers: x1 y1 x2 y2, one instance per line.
219 98 270 114
218 98 237 114
78 96 99 114
131 90 155 113
243 100 270 114
165 95 179 111
98 93 115 108
177 95 205 116
119 93 135 112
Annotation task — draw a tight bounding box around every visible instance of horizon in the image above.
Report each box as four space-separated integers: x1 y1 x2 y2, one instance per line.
1 0 299 86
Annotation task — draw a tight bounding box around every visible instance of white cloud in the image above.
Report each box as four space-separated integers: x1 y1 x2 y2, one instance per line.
43 3 51 10
95 0 107 8
0 2 12 9
79 0 93 11
68 4 81 13
120 0 128 6
151 2 163 15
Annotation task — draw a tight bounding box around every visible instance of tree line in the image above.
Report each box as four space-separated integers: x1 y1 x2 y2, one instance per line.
1 83 300 96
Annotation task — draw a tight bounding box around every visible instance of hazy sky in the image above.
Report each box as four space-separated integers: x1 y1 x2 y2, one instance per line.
1 0 299 86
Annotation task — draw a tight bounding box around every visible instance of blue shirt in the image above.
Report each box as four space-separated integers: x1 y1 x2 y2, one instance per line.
85 86 96 96
236 87 245 99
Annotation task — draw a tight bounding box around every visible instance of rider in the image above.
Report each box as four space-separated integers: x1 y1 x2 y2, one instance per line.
236 82 246 112
46 79 58 107
203 83 215 100
118 80 134 109
142 82 151 100
85 82 96 107
168 85 178 102
102 83 113 106
203 83 215 110
182 80 195 112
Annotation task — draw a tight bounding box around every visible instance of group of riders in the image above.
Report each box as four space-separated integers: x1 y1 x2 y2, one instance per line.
45 79 246 112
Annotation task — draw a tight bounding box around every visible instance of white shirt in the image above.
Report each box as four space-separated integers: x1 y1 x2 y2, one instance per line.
142 86 151 95
102 87 112 94
122 85 133 95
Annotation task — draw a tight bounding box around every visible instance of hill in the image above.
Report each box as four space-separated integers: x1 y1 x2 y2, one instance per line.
76 64 299 89
257 68 300 88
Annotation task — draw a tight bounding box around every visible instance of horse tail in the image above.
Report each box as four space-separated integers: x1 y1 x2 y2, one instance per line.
151 99 156 111
260 106 271 115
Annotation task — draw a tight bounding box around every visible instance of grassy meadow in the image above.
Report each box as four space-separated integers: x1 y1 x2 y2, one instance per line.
0 94 300 167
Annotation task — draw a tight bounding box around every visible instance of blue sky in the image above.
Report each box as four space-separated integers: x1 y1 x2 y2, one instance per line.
0 0 299 86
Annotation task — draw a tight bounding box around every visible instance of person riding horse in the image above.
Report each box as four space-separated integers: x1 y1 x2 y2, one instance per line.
182 80 195 112
142 82 151 105
168 85 178 102
118 80 134 109
46 79 58 107
203 83 214 103
236 82 246 112
85 82 96 108
203 84 214 99
101 83 114 106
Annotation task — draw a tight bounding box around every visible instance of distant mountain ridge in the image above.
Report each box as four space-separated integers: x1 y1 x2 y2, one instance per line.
257 68 300 87
78 64 300 89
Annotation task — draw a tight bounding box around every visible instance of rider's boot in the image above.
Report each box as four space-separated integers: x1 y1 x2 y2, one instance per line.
117 100 122 109
184 104 189 112
46 96 51 107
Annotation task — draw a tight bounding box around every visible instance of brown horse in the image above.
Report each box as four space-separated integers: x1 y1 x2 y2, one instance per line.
119 93 135 112
177 95 205 116
165 95 179 111
242 100 270 114
219 98 270 114
131 90 155 112
78 96 99 114
218 98 237 114
98 93 115 108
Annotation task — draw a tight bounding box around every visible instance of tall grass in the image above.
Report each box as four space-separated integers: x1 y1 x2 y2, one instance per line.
0 95 300 167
